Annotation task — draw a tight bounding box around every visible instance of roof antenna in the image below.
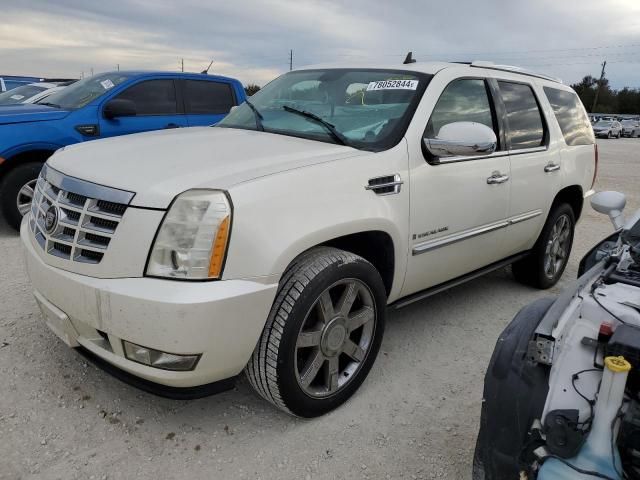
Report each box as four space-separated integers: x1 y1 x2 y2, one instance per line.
403 52 416 64
201 59 214 74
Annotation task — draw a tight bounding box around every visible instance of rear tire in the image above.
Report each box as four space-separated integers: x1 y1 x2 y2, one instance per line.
0 162 44 231
512 203 575 289
245 247 386 417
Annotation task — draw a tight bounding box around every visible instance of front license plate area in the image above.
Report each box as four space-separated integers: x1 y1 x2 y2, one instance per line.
34 291 80 347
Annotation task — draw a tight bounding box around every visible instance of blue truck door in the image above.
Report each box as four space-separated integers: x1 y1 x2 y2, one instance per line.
99 79 187 138
182 79 237 126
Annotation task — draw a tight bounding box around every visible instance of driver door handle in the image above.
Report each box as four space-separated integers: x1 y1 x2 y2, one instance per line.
544 163 561 173
164 123 180 129
487 171 510 185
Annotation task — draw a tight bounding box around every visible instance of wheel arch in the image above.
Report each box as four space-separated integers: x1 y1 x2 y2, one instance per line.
274 226 400 299
0 147 57 181
552 184 584 222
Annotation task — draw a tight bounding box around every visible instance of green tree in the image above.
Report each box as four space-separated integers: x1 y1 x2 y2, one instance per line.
244 84 261 96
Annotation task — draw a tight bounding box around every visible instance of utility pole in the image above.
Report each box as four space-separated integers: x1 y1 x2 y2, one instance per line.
117 64 119 71
289 50 293 71
591 60 607 113
90 67 94 76
181 58 184 72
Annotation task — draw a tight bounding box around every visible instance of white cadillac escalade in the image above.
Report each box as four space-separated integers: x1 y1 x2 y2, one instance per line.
21 61 597 417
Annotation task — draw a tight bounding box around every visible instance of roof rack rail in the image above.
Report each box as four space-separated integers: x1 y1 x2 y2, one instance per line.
469 61 563 84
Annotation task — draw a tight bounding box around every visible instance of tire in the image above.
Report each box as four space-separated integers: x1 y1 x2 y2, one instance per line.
245 247 387 417
607 130 612 138
512 203 575 289
0 162 44 231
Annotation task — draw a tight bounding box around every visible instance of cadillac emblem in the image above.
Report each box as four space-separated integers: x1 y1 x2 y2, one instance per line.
44 205 59 234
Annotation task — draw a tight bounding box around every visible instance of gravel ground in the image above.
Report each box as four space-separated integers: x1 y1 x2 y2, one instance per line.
1 139 638 480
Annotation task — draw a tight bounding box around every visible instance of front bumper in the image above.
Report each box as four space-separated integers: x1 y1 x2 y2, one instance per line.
21 221 278 388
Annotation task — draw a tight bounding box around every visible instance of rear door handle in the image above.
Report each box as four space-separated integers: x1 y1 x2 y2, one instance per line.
544 163 560 173
164 123 180 129
487 171 510 184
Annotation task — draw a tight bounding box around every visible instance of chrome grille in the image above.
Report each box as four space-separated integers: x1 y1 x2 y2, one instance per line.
29 165 133 264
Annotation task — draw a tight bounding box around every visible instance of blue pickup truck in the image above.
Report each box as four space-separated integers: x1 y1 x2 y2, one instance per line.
0 71 246 229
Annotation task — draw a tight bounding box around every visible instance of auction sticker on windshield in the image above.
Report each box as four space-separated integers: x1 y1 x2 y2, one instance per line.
367 79 418 91
100 79 115 90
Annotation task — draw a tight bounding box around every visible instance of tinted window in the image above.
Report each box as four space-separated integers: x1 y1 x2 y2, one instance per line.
426 79 496 140
184 80 235 114
116 80 177 115
498 82 545 150
0 84 47 105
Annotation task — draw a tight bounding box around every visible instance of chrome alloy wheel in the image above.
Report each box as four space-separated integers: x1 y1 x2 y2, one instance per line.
544 213 571 279
294 279 376 398
17 179 37 217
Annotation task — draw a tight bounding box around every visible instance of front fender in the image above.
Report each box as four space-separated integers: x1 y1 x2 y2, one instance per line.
223 145 410 300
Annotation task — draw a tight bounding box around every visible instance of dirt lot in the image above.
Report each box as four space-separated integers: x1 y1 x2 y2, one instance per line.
1 139 638 480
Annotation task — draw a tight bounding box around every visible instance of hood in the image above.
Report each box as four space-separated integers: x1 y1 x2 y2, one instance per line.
0 104 71 125
49 127 363 208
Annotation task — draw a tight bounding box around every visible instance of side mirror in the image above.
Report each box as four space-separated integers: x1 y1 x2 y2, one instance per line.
424 122 497 159
103 99 137 119
591 191 626 229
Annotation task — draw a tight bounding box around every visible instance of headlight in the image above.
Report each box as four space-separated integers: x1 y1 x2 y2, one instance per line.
146 189 232 280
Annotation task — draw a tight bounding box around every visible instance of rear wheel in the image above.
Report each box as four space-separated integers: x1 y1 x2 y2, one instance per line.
512 203 575 289
246 247 386 417
0 162 44 231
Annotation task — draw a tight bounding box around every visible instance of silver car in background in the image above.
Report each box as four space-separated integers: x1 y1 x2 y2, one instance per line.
592 119 622 138
621 119 640 138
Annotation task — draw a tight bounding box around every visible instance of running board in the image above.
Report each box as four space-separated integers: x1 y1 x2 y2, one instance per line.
391 252 530 309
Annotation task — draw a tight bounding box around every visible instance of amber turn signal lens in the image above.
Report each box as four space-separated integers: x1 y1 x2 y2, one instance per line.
209 215 230 278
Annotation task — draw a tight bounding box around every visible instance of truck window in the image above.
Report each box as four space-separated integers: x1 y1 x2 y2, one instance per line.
116 80 178 115
498 81 545 150
425 78 497 140
543 87 595 146
184 80 235 114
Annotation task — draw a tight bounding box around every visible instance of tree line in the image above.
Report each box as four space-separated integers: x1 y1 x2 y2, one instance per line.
572 76 640 114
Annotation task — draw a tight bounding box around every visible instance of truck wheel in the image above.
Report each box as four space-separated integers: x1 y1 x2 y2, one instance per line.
246 247 386 417
0 162 44 231
512 203 575 289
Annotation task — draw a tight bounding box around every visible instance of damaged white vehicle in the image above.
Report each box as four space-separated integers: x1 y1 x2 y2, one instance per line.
475 191 640 479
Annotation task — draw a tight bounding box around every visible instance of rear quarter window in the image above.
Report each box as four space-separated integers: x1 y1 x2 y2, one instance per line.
543 87 594 146
184 80 235 114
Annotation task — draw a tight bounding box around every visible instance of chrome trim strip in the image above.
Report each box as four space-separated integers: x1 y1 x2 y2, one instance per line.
364 181 404 190
509 209 543 225
436 146 546 164
412 221 509 255
412 209 543 255
42 163 135 205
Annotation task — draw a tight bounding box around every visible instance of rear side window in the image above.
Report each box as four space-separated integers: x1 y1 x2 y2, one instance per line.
184 80 235 114
498 81 545 150
116 79 178 115
426 78 496 139
543 87 594 146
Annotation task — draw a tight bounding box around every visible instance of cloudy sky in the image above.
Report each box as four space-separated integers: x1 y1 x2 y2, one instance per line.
2 0 640 88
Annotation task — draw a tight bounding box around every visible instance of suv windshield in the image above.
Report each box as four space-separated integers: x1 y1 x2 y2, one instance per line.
0 84 47 105
217 69 431 151
38 73 132 110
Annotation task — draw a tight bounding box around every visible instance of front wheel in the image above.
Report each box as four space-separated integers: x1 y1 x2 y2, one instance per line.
0 162 44 231
246 247 386 417
512 203 575 289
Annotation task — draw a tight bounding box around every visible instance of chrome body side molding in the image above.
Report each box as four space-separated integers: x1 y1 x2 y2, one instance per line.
412 209 543 255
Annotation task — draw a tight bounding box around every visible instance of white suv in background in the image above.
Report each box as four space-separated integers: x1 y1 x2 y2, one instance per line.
22 61 597 417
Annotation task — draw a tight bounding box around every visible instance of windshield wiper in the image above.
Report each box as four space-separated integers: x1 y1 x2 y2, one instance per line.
282 105 351 147
245 100 264 131
38 102 61 109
